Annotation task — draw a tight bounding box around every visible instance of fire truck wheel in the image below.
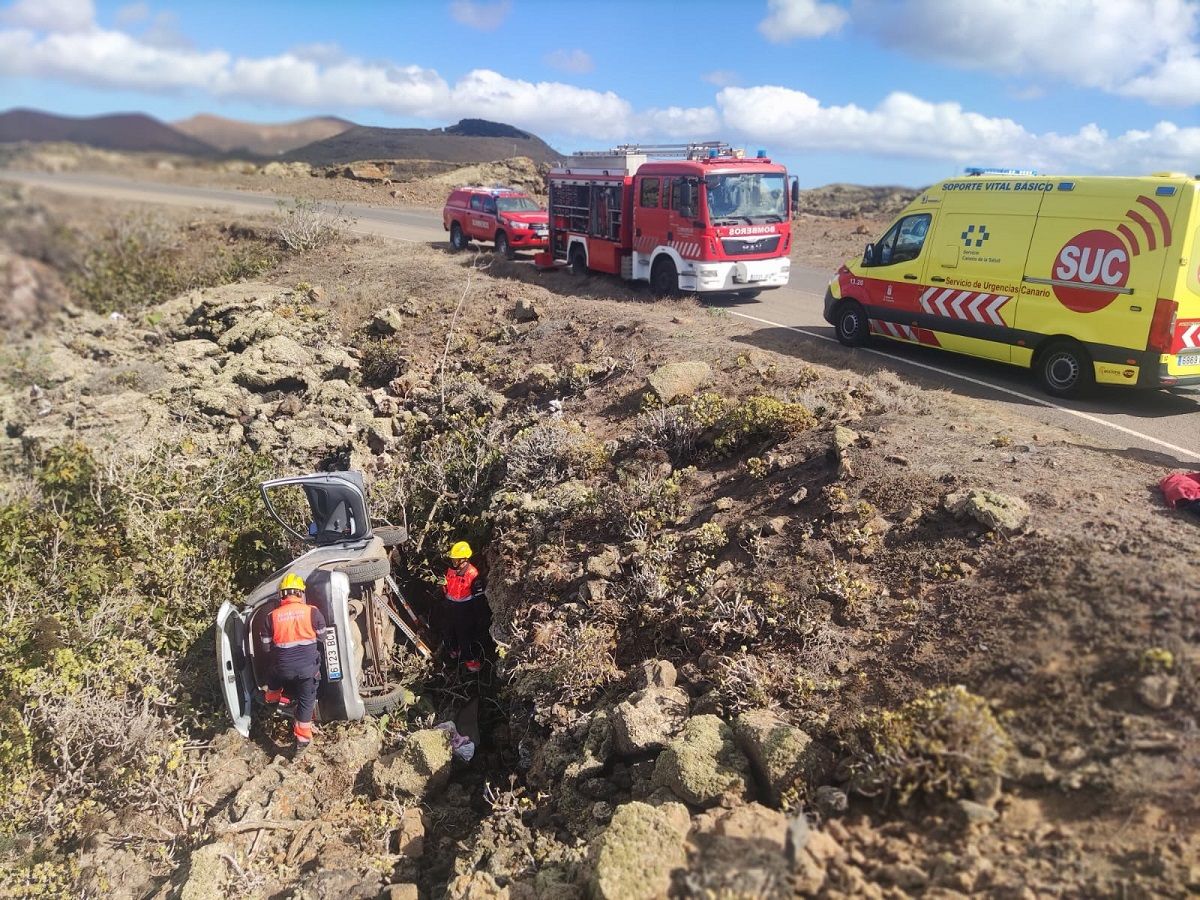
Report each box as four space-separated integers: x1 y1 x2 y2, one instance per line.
833 299 868 346
569 246 587 276
449 222 466 252
1036 340 1094 398
495 231 514 260
650 257 679 297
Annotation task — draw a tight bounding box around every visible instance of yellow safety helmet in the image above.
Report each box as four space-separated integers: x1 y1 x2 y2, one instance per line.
279 572 306 594
449 541 473 560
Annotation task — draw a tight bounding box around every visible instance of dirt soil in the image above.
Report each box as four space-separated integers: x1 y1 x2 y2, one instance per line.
2 175 1199 899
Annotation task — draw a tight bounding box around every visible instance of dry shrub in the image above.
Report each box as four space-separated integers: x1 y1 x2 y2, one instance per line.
504 419 607 492
853 685 1012 804
275 197 349 253
508 619 620 712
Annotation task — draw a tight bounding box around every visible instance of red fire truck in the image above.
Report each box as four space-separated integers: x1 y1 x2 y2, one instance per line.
533 143 794 296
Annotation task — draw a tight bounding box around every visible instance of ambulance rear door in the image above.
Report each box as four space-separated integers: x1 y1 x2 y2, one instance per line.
1019 178 1184 384
1164 181 1200 380
924 181 1044 363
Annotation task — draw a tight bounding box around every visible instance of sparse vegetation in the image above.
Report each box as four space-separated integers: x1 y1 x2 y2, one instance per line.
275 197 350 253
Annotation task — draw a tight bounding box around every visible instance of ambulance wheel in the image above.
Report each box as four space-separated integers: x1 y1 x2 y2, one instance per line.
569 246 587 276
495 231 514 260
651 257 679 297
1037 340 1094 398
449 222 466 252
834 299 868 346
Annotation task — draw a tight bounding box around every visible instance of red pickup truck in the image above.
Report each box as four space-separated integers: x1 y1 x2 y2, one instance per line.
443 186 550 259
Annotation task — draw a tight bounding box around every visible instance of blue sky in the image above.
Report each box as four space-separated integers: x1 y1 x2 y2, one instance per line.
3 0 1200 186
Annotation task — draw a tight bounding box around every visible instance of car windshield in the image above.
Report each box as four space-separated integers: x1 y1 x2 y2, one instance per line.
496 196 541 213
704 173 788 224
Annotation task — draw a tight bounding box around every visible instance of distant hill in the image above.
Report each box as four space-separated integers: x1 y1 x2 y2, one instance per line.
172 113 354 156
284 119 561 166
0 108 216 156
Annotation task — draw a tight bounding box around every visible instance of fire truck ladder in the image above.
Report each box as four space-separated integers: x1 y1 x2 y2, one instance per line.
571 142 736 160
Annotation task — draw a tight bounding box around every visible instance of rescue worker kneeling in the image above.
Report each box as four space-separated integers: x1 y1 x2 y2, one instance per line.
258 572 326 752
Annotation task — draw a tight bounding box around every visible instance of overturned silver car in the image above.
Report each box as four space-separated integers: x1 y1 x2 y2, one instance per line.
216 471 425 737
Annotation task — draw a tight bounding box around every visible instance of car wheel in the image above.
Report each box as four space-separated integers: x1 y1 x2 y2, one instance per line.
834 299 868 347
568 245 587 276
1037 340 1094 398
361 683 410 715
650 257 678 297
495 231 514 260
334 556 391 585
449 222 466 252
372 525 407 548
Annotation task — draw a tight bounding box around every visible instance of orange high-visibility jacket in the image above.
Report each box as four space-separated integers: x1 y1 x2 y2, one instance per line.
270 595 321 648
445 563 484 603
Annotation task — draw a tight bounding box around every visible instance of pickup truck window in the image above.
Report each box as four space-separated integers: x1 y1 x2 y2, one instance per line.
483 198 497 215
496 196 541 212
469 195 483 211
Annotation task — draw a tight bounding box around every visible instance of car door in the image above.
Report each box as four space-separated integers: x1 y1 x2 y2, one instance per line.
260 472 371 545
216 601 253 737
859 212 935 316
632 175 668 258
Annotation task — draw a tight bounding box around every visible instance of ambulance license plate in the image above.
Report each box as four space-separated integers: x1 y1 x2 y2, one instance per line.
324 627 342 681
1177 351 1200 367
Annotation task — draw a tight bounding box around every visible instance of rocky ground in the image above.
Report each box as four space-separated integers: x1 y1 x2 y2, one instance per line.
1 180 1198 900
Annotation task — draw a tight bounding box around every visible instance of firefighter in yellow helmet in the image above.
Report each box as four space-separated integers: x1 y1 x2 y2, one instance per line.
257 571 326 753
444 540 487 673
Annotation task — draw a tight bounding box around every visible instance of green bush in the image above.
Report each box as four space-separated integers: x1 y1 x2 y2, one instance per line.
0 440 284 847
853 685 1012 804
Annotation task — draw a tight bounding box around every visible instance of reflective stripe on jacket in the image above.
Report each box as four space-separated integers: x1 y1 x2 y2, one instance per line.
445 563 479 603
271 595 320 648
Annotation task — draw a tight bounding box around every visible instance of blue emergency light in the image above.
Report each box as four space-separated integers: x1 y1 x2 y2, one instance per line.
708 149 718 158
756 149 767 158
964 166 1038 176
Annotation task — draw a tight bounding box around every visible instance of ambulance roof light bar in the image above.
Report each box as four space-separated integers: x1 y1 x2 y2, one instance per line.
964 166 1039 176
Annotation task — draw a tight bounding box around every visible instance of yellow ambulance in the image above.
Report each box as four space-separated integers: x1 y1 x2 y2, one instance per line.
823 171 1200 396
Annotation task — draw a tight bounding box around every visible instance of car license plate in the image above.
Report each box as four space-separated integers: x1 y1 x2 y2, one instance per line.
1177 351 1200 367
324 627 342 681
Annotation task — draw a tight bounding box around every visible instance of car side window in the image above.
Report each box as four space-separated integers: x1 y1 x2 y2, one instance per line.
483 197 497 215
469 195 483 211
870 214 931 266
892 214 931 264
640 178 660 208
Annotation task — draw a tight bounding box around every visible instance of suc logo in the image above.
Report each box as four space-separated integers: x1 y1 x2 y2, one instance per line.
1052 229 1129 313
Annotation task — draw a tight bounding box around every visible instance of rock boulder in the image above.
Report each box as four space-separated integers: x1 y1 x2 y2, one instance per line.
590 801 690 900
369 729 453 799
647 361 711 403
734 709 817 805
654 715 753 808
611 686 689 756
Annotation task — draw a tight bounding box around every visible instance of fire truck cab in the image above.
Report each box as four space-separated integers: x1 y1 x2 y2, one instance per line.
535 143 793 296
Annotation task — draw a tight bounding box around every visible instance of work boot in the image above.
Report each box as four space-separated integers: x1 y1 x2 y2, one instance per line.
294 739 311 757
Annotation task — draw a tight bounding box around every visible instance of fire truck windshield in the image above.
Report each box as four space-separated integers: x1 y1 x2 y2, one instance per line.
704 173 787 225
496 196 541 212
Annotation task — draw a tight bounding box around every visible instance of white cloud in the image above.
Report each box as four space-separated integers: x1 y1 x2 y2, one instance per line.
635 105 721 139
759 0 849 42
3 0 94 32
702 69 739 87
717 84 1200 174
448 69 630 135
855 0 1200 105
544 48 594 74
449 0 511 31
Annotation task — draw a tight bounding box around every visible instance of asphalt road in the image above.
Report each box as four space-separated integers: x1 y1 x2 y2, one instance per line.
5 168 1198 465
